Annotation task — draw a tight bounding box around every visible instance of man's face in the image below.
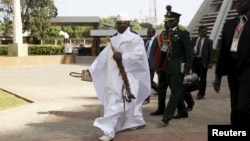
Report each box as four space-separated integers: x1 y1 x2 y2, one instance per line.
164 21 169 30
236 0 249 14
115 21 129 33
167 19 178 28
199 28 207 37
147 29 155 38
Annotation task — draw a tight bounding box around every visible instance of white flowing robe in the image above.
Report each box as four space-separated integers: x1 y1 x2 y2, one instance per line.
88 28 151 138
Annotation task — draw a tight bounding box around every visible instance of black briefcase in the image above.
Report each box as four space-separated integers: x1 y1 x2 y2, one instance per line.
183 73 199 93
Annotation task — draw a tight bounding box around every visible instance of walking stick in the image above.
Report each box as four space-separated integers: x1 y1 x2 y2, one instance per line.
107 36 136 102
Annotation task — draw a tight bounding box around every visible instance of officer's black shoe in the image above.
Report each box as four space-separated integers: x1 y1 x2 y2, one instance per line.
196 95 204 100
161 117 170 126
150 110 164 116
187 102 195 111
172 113 188 119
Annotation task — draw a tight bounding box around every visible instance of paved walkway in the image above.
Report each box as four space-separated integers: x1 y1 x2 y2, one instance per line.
0 56 230 141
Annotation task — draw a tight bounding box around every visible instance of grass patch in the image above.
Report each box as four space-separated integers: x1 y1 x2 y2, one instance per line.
0 90 30 111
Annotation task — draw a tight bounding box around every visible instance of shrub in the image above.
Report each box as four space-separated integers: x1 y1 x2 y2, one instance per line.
28 45 64 55
0 45 64 55
0 45 8 56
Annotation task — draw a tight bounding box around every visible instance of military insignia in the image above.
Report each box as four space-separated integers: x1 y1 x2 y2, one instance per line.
173 34 180 41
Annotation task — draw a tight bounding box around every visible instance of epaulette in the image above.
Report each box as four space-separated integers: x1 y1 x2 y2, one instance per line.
178 25 187 31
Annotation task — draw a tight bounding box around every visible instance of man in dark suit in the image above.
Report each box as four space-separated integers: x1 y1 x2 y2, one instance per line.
191 25 213 100
213 0 250 126
143 27 159 105
158 11 194 126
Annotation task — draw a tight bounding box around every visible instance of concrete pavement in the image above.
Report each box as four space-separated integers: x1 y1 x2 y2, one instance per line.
0 56 230 141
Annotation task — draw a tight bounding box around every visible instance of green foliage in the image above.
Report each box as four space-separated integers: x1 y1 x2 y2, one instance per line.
28 45 64 55
46 26 62 38
131 20 143 30
99 17 115 29
0 45 8 55
155 23 164 29
0 0 57 39
22 0 57 40
0 0 13 36
0 45 64 55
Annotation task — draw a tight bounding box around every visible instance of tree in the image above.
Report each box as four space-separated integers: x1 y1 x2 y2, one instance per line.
0 0 57 40
0 0 13 37
99 17 144 30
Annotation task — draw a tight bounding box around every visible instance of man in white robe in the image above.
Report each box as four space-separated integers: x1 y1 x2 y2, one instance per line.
88 13 151 141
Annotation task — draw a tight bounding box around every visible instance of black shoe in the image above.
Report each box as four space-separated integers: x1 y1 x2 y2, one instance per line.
196 95 204 100
172 114 188 119
161 117 170 126
187 102 195 111
150 110 164 115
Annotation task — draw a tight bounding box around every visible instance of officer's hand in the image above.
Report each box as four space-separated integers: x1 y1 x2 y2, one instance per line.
213 75 221 93
155 69 160 75
113 52 122 61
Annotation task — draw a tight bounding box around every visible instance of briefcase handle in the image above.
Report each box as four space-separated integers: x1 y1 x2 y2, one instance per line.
69 70 92 82
69 72 82 78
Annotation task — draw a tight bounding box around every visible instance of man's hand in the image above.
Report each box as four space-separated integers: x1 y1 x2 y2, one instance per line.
113 51 122 61
213 75 221 93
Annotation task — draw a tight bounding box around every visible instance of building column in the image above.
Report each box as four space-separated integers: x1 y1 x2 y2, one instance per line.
8 0 28 56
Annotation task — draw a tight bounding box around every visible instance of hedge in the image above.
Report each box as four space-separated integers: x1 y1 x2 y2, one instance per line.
0 45 64 55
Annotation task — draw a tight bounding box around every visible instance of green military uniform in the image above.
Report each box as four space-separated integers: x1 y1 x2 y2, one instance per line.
158 12 194 121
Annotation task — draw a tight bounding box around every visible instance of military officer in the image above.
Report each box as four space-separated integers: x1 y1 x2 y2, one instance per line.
157 11 194 126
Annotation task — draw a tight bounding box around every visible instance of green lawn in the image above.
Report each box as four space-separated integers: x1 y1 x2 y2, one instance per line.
0 90 30 111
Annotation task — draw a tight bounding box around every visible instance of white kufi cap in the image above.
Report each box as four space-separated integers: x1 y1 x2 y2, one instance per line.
116 13 130 21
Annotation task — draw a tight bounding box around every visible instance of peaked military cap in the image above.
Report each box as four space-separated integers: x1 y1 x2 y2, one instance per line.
166 11 181 21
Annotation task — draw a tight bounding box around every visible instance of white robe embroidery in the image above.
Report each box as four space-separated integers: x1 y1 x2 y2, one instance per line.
88 28 151 138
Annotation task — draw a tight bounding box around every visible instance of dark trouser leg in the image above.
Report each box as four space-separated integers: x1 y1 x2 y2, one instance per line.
237 81 250 126
157 70 168 112
192 58 201 96
145 67 155 102
228 75 240 125
199 66 208 96
163 73 187 119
